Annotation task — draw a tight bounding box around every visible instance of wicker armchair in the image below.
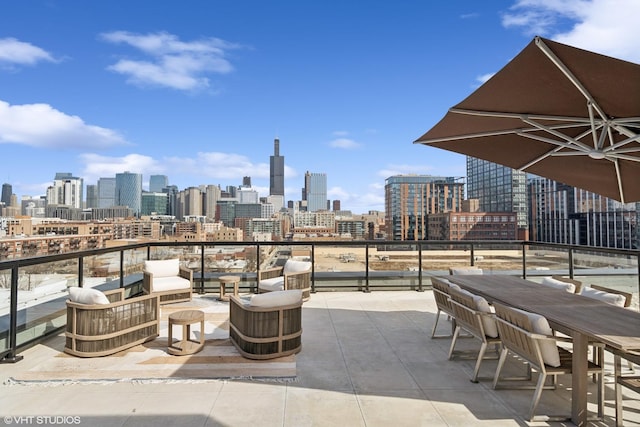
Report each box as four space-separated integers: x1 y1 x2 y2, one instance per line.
143 258 192 305
229 290 303 360
258 259 311 300
65 288 160 357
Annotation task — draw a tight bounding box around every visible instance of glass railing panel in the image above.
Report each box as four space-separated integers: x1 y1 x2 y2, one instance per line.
367 242 421 290
419 242 474 276
467 242 523 275
12 260 75 347
524 243 571 277
0 267 11 352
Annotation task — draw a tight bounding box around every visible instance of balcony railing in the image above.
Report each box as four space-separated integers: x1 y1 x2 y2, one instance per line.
1 239 639 363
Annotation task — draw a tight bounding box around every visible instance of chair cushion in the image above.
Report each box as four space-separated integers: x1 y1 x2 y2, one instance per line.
250 289 303 308
512 307 561 367
144 259 180 278
541 276 575 293
580 287 626 307
283 260 311 274
454 288 498 338
68 287 110 305
473 295 499 338
151 276 191 292
258 277 285 292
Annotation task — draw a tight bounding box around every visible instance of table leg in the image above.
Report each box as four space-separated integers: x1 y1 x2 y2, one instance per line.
168 321 174 346
571 332 588 426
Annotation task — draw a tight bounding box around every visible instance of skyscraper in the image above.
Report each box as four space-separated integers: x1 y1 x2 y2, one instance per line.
97 178 116 208
466 158 528 238
46 173 83 209
269 138 284 209
115 172 142 216
304 171 327 212
384 175 464 241
1 183 12 206
149 175 169 193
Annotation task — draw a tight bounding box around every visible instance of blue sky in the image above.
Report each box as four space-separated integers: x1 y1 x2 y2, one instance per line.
1 0 639 214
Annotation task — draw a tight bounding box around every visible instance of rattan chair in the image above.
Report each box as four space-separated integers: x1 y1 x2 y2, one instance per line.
65 288 160 357
258 259 311 300
229 290 303 360
143 258 193 305
492 302 604 422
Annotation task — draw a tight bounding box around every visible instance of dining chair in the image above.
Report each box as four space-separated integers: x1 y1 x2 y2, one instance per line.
447 287 501 382
612 348 640 427
430 276 457 338
492 302 604 422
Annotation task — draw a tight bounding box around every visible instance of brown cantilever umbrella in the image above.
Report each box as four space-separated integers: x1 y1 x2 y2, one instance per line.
415 36 640 203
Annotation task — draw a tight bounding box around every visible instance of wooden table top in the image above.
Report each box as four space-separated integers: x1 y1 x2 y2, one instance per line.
443 274 640 351
168 309 204 324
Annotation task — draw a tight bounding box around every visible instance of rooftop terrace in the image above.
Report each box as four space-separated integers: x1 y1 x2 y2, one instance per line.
2 290 638 426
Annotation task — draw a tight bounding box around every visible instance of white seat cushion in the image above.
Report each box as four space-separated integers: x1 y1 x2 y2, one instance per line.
512 307 561 367
541 277 575 293
144 259 180 278
68 287 110 305
258 277 285 292
581 287 626 307
250 290 303 308
283 260 311 274
151 276 191 292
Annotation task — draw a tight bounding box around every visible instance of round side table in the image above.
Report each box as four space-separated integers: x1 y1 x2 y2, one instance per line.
167 309 205 356
218 275 241 301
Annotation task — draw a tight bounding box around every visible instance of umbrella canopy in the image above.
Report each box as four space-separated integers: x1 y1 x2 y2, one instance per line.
415 36 640 203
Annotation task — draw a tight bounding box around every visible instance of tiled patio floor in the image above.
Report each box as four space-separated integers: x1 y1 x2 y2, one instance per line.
1 291 639 426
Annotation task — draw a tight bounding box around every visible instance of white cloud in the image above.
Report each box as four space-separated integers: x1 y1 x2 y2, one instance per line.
503 0 640 63
329 138 363 150
0 100 127 149
377 164 434 178
476 73 495 85
100 31 242 91
80 153 160 183
0 37 56 67
332 130 349 137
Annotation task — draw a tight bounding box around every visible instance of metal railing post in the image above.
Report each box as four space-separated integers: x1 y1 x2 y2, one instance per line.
1 266 23 363
522 242 527 279
417 243 424 292
568 248 574 279
78 256 84 287
470 243 475 266
364 243 370 293
200 243 206 294
119 250 125 288
311 244 316 294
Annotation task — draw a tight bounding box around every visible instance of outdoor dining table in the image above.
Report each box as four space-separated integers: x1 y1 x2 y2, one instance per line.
441 274 640 426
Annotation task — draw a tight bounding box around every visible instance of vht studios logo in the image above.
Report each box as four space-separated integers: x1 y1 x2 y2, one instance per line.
3 416 82 425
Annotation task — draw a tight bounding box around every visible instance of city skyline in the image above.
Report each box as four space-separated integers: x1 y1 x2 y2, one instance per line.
1 1 639 213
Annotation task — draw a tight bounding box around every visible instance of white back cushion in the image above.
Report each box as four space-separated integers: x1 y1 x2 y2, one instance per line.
250 289 303 308
283 260 311 274
453 288 498 338
473 295 498 338
144 259 179 278
581 287 626 307
541 277 575 293
68 287 110 305
512 308 560 367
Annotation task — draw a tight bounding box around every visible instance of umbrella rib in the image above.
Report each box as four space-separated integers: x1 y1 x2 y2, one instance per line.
521 117 594 152
449 108 593 123
535 37 609 122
